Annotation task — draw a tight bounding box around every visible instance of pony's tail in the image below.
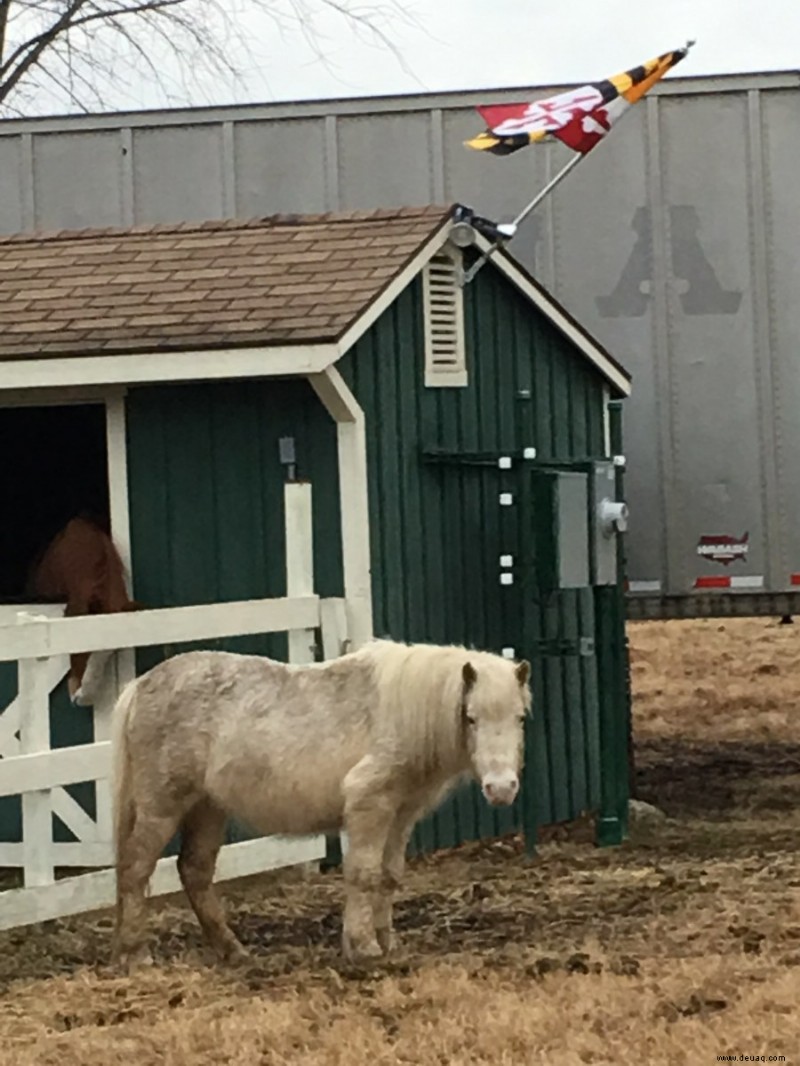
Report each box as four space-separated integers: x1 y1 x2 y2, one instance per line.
111 677 139 873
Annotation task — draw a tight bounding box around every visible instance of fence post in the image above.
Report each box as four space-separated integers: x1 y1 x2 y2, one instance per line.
320 598 350 660
285 481 317 665
91 654 124 845
18 654 54 887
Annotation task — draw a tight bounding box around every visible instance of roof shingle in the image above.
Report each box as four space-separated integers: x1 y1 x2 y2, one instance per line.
0 206 452 360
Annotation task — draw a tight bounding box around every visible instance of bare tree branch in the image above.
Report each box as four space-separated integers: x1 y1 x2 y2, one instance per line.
0 1 89 101
0 0 423 116
0 3 12 68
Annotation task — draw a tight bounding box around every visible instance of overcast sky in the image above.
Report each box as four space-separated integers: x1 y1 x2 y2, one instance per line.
6 0 797 116
128 0 799 111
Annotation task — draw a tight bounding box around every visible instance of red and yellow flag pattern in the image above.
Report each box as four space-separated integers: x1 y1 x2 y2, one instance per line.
465 46 691 156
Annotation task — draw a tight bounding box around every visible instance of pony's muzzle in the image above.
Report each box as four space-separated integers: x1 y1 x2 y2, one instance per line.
482 773 519 806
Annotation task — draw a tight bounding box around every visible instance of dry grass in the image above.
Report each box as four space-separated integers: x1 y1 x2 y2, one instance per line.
2 617 800 1065
632 616 800 745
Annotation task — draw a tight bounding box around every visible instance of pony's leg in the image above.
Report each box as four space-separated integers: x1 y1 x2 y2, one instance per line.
177 799 247 962
341 759 399 963
113 808 181 968
373 802 421 955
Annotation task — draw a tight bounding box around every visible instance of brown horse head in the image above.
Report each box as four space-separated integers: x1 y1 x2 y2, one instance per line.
29 516 144 701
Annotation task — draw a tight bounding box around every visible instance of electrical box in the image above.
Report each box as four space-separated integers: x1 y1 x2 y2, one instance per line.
531 470 590 590
529 462 628 590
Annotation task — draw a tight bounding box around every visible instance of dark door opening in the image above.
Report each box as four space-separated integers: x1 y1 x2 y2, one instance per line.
0 404 109 602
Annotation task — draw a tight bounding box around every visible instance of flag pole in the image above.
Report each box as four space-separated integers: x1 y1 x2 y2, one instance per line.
510 151 583 230
462 152 583 285
461 39 696 286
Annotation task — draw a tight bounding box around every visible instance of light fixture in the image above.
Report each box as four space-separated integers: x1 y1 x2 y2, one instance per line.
448 221 478 248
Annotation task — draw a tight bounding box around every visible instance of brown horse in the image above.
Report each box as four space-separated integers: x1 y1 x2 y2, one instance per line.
28 515 142 703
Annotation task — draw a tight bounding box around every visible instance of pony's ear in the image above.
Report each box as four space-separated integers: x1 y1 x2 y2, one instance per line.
515 660 531 687
462 661 478 690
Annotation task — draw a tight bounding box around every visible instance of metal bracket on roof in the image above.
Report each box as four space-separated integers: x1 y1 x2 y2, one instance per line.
450 205 513 286
451 204 509 245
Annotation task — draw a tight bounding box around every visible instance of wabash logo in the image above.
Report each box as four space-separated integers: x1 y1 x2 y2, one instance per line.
696 532 749 565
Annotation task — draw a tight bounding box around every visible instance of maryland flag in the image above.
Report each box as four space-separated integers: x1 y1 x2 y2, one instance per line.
465 46 691 156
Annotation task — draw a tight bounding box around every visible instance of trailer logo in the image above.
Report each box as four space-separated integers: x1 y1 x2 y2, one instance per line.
597 206 743 319
696 532 749 565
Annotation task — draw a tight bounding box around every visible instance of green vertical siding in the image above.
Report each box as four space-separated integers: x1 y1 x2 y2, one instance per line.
126 377 343 671
341 269 607 633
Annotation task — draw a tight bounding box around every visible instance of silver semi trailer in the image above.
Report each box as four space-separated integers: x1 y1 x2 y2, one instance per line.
1 69 798 617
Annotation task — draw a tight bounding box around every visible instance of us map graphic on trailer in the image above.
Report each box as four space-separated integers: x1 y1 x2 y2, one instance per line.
596 206 743 317
696 532 750 566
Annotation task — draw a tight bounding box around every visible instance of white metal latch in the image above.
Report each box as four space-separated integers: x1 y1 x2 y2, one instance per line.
598 498 629 536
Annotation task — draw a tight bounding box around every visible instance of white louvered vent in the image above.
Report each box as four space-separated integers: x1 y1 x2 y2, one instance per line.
423 247 467 387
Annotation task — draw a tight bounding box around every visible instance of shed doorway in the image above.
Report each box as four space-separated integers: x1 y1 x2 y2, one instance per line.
0 403 110 603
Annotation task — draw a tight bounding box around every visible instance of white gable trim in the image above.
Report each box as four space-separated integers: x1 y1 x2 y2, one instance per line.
0 343 337 391
469 233 632 397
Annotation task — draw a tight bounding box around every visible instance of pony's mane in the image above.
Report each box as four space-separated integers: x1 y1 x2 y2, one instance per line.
356 639 519 774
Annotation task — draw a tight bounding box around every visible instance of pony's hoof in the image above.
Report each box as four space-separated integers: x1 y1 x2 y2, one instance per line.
219 940 250 964
113 946 154 973
375 927 396 955
342 933 383 964
71 687 91 707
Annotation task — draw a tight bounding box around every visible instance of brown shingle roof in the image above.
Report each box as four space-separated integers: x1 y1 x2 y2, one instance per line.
0 206 453 360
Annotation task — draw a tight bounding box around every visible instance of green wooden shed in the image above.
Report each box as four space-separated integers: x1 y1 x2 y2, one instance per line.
0 204 632 877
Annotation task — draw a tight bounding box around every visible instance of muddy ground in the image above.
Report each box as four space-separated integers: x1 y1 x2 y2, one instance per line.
1 617 799 1065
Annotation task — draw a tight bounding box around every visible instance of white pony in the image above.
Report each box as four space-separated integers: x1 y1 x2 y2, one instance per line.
111 639 531 965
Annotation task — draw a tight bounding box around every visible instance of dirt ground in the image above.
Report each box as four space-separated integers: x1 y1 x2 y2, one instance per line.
2 617 800 1065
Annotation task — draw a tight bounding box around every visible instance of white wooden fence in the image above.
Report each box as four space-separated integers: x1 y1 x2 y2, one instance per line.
0 593 349 931
0 483 353 932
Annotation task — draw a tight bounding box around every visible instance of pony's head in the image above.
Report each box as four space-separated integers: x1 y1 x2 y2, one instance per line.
461 656 531 807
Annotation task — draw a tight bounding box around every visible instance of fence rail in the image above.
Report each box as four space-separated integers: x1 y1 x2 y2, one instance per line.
0 595 321 662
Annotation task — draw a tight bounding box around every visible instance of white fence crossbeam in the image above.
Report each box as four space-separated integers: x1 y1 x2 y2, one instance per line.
51 787 102 843
0 653 69 758
0 841 113 868
0 835 326 932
